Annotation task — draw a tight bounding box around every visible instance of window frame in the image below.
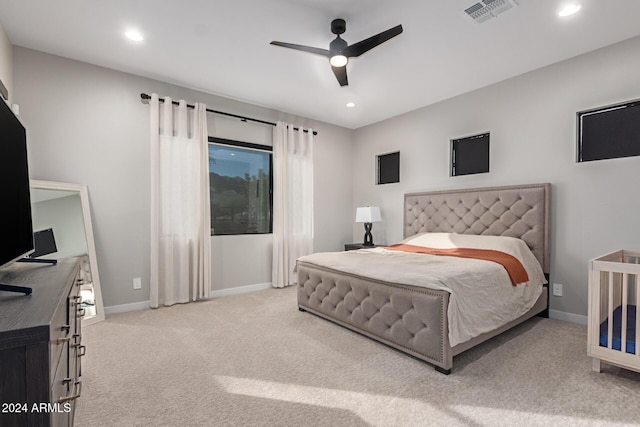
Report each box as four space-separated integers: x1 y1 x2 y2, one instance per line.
576 99 640 163
376 151 400 185
450 132 490 177
208 137 273 236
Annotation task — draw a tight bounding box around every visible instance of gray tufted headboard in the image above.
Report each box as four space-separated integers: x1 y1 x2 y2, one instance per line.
404 183 551 274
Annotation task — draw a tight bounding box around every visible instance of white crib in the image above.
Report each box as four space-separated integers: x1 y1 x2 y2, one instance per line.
588 249 640 373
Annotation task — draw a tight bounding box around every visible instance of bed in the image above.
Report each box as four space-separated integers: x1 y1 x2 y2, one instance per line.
297 183 551 374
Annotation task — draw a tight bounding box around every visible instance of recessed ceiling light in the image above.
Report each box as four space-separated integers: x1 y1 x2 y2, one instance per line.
346 102 356 108
125 30 144 42
558 4 581 17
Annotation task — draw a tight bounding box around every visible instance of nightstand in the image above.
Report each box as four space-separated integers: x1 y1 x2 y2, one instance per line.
344 243 381 251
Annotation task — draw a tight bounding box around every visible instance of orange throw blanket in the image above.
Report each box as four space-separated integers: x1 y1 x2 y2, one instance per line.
384 244 529 286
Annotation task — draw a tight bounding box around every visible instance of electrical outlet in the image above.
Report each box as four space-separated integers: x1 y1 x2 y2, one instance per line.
133 277 142 290
552 283 563 297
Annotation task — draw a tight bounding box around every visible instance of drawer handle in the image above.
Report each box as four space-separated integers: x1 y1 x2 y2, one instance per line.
58 381 82 403
56 337 70 345
79 345 86 357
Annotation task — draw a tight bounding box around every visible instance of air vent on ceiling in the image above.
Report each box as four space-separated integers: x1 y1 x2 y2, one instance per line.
464 0 519 23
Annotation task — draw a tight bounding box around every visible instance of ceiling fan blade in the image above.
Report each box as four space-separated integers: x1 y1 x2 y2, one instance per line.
331 65 348 87
342 25 403 58
270 41 331 57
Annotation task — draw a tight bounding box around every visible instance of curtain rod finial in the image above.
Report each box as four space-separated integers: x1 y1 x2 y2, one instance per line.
140 93 151 104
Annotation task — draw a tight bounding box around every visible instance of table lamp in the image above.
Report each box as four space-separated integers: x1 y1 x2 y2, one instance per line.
355 206 382 246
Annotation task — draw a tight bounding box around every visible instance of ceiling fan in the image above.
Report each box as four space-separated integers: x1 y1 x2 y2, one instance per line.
270 19 403 87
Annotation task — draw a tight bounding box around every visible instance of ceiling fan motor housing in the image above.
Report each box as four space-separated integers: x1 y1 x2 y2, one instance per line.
330 37 348 53
331 19 346 35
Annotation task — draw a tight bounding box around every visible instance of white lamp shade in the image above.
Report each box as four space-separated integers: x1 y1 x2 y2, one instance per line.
355 206 382 223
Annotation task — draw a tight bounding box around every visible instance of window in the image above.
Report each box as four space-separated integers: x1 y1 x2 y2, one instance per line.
451 132 490 176
577 99 640 162
377 151 400 184
208 138 272 235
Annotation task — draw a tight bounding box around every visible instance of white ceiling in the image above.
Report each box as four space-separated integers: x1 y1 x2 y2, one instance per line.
1 0 640 129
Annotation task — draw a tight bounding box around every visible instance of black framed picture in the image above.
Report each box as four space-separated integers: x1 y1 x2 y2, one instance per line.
451 132 489 176
377 151 400 184
29 228 58 258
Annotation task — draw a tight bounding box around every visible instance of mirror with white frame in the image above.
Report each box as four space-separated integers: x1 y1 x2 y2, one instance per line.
29 180 104 325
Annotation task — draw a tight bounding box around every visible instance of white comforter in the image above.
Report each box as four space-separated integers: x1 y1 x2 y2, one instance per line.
297 233 546 346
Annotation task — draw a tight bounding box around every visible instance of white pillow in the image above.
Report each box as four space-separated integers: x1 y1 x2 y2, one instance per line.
400 232 547 285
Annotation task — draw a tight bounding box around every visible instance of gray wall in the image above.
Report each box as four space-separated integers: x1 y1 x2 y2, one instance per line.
13 47 354 308
352 35 640 320
0 21 12 103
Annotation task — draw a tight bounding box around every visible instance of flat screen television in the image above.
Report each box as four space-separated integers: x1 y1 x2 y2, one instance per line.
0 100 34 269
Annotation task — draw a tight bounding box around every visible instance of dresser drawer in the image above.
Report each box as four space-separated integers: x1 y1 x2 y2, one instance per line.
49 296 72 388
51 339 71 427
49 277 81 388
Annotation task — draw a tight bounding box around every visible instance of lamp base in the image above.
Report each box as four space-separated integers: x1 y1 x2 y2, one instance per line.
362 222 374 246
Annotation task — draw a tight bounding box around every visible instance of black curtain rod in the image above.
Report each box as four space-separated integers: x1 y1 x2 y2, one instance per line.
140 93 317 136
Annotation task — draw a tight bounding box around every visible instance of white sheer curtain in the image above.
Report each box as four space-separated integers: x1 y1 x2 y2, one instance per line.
272 122 314 288
149 94 211 307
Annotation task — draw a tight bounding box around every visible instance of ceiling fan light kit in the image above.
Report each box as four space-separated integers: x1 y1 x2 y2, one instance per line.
270 18 403 87
329 55 348 67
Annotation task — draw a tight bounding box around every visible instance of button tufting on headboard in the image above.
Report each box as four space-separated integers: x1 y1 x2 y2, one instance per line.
404 183 550 273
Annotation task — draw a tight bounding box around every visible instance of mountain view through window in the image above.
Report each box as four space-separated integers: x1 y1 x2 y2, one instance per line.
208 143 272 235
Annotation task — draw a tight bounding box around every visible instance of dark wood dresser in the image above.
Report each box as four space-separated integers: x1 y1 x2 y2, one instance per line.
0 259 83 426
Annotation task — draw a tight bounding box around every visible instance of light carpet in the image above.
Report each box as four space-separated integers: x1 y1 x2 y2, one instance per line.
76 286 640 426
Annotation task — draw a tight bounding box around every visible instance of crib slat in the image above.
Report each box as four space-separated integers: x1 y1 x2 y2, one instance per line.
608 271 614 349
622 273 628 353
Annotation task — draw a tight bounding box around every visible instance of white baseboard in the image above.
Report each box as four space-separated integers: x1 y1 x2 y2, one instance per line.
105 292 587 328
549 309 588 325
103 282 274 316
104 300 150 315
209 282 272 298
